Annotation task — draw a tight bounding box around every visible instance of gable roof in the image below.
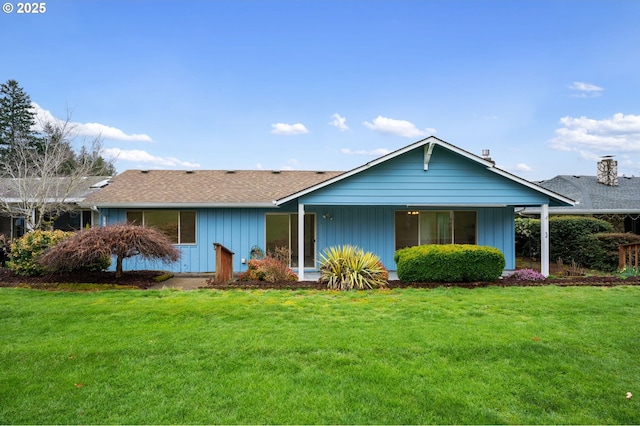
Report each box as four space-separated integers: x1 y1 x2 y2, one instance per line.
80 169 343 208
533 175 640 214
0 176 111 203
275 136 574 207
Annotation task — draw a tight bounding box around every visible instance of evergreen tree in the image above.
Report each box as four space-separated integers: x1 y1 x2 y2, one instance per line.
77 145 116 176
0 79 38 161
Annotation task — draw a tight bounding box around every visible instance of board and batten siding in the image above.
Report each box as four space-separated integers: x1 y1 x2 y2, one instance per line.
299 145 551 206
313 205 515 270
102 207 270 273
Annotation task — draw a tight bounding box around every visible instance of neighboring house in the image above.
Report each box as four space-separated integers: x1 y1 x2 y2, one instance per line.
523 157 640 234
81 137 574 278
0 176 110 239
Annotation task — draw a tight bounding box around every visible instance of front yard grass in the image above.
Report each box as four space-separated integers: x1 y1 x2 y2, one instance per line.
1 285 639 424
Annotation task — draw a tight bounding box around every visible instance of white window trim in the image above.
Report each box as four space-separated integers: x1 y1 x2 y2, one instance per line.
126 210 197 245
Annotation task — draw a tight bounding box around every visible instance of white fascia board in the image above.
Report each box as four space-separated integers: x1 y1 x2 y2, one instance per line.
79 202 280 209
407 204 508 208
2 198 83 203
521 207 640 215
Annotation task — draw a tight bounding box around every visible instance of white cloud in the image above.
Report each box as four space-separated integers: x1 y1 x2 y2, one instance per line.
340 147 391 156
568 81 603 98
103 147 201 168
514 163 534 172
278 158 299 170
363 115 436 138
31 103 152 142
329 113 349 131
270 122 309 135
550 113 640 154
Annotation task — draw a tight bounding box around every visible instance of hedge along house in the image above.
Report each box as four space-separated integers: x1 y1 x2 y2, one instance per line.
81 137 574 279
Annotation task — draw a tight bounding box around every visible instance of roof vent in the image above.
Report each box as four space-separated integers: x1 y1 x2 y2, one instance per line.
597 156 618 186
90 179 110 188
316 171 325 174
226 170 236 174
272 170 281 174
481 149 494 164
185 170 194 174
141 170 149 174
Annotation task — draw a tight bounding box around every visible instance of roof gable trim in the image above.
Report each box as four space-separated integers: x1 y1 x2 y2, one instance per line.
275 136 574 206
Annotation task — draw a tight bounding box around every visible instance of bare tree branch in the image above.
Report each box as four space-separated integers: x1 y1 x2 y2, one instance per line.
0 112 114 231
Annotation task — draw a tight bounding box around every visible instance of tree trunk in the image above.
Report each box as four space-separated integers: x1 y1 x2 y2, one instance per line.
116 255 123 278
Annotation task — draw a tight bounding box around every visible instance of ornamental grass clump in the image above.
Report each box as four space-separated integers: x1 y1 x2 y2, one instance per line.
319 245 388 290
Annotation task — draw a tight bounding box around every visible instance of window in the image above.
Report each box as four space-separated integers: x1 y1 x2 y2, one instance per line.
265 213 315 268
126 210 196 244
395 210 477 250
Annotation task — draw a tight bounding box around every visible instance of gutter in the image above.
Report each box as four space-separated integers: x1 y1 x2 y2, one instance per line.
78 202 281 209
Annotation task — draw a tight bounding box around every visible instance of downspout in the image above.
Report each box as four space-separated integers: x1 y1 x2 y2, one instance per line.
540 204 549 277
298 203 305 281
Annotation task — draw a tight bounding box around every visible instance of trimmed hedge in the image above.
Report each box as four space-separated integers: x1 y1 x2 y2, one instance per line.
577 232 640 272
515 217 541 257
515 216 615 264
550 216 612 263
394 244 505 283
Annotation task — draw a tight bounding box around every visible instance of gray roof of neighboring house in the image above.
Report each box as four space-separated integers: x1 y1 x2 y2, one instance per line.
528 175 640 214
0 176 111 203
80 170 344 208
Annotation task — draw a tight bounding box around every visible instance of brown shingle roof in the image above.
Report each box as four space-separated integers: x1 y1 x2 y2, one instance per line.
81 169 343 207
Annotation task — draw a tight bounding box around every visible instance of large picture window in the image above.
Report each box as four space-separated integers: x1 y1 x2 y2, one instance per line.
126 210 196 244
395 210 477 250
265 213 315 268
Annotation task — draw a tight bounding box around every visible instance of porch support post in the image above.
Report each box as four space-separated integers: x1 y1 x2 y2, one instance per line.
298 203 305 281
540 203 550 277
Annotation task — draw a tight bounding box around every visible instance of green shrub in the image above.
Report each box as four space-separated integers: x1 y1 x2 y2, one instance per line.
550 216 612 263
395 244 505 283
515 217 541 257
319 245 388 290
11 230 112 276
619 266 640 278
577 232 640 272
10 230 72 276
238 257 298 283
153 272 174 283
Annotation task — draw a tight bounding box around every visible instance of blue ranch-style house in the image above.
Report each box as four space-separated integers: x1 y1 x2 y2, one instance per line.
81 137 574 279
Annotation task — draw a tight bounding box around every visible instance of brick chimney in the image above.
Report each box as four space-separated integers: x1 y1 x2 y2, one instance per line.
597 156 618 186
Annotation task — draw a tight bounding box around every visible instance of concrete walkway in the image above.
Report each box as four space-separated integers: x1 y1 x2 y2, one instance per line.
148 273 214 290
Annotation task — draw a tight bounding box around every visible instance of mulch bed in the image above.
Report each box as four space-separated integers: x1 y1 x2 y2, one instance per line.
207 275 640 290
0 268 163 289
2 267 640 290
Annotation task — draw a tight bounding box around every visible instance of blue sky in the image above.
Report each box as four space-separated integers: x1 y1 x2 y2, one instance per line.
2 0 640 180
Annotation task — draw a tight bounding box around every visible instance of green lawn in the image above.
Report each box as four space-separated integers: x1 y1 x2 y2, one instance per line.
1 286 639 424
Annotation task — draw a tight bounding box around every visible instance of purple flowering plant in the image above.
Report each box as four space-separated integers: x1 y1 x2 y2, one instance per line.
509 268 546 281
